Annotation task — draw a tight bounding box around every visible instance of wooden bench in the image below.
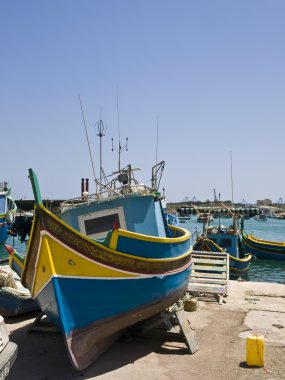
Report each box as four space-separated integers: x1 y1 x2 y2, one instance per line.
187 250 229 304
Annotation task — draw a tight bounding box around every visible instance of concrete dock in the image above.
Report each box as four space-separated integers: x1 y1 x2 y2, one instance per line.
5 280 285 380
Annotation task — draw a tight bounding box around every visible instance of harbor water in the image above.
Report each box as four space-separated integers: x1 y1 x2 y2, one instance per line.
184 216 285 284
1 215 285 284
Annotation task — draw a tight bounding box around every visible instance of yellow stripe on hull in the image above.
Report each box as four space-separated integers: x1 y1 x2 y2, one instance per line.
9 253 23 269
248 234 285 247
110 225 190 245
32 232 140 296
229 254 252 263
46 233 138 277
33 236 56 295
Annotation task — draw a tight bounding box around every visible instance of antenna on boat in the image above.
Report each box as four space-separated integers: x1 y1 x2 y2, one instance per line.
218 192 221 230
156 115 159 165
96 119 106 186
112 89 128 172
78 95 97 193
112 137 128 172
230 151 237 230
230 151 234 206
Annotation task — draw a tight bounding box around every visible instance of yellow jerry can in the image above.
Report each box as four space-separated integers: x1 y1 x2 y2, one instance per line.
246 333 264 367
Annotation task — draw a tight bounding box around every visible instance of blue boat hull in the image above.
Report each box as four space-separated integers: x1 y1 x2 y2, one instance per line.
242 232 285 260
38 269 190 332
0 217 8 245
37 268 190 369
242 244 285 260
229 257 251 278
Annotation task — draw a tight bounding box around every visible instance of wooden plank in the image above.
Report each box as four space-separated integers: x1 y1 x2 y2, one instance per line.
226 252 229 289
192 250 228 255
192 265 227 272
129 310 198 355
192 257 226 263
192 258 227 265
192 251 228 258
191 271 227 279
190 277 226 283
192 254 227 259
28 311 60 333
175 309 198 354
192 257 227 265
188 284 227 294
192 259 227 264
188 278 227 285
193 265 226 271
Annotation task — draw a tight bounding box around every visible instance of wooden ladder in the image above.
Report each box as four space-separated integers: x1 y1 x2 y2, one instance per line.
188 250 229 304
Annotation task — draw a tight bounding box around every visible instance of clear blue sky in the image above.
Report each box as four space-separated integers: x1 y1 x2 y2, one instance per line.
1 1 285 204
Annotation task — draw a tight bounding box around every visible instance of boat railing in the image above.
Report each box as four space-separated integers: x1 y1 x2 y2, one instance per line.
60 183 156 211
60 164 157 211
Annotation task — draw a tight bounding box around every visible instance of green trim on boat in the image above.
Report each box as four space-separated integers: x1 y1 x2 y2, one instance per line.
28 169 43 205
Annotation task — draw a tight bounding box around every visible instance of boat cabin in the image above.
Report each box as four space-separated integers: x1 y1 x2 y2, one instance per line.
60 193 168 242
207 228 241 258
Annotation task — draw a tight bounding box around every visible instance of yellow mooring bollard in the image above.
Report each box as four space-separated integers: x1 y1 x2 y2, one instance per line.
246 333 264 367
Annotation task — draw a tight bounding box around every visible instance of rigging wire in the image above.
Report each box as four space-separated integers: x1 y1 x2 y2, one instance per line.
156 115 159 165
78 94 97 192
112 88 128 171
230 150 234 205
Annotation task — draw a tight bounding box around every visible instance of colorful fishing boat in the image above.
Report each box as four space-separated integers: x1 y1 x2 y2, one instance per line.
241 230 285 260
178 206 259 279
10 164 192 370
0 182 17 263
193 217 252 279
193 233 252 279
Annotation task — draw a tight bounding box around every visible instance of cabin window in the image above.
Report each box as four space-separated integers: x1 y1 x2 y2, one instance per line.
220 238 232 248
78 207 126 240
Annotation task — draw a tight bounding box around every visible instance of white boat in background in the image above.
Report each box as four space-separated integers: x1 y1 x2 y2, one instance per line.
197 213 213 223
254 213 267 222
178 216 191 223
275 213 285 220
